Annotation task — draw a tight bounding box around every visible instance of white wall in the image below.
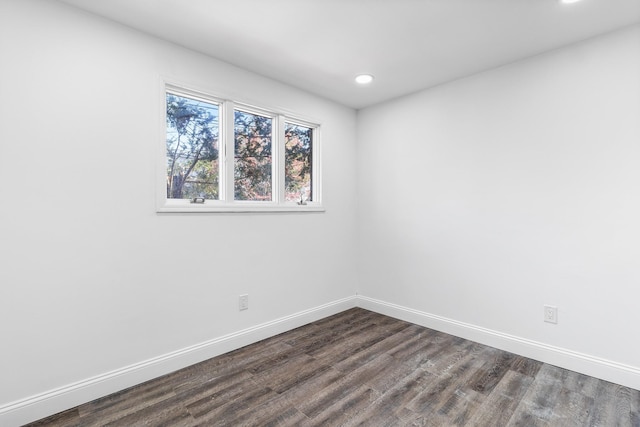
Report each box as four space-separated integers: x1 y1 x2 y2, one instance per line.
358 25 640 387
0 0 358 422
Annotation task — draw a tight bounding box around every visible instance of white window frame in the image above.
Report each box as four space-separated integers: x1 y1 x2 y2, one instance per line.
158 83 323 213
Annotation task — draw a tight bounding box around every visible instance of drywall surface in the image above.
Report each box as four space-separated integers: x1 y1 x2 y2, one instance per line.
357 25 640 376
0 0 357 412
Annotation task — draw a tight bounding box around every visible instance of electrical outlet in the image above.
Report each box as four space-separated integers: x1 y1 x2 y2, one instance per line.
544 305 558 324
239 294 249 311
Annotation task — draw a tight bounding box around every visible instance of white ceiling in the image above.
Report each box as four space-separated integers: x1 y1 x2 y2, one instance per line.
57 0 640 109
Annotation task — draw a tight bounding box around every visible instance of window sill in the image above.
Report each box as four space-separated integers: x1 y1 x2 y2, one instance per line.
157 201 325 213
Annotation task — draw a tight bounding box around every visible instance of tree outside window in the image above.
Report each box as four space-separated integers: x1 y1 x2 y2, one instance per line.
285 123 313 202
234 110 272 201
166 93 219 200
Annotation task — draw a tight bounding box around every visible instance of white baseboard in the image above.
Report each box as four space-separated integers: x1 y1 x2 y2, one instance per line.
356 295 640 391
0 296 357 427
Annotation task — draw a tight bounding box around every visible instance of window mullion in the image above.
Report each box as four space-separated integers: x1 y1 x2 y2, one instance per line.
223 100 235 201
276 115 285 204
312 126 321 204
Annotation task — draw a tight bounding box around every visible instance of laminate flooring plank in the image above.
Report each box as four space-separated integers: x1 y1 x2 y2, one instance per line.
407 411 452 427
295 321 384 358
510 355 543 378
283 309 378 348
275 365 346 410
211 335 293 366
505 411 550 427
467 348 516 395
586 381 635 427
172 369 255 408
102 404 196 427
334 324 423 373
244 343 303 376
548 387 594 427
269 321 321 343
369 312 414 333
449 389 487 422
258 407 310 427
465 369 534 427
584 382 614 427
77 379 178 426
366 352 422 394
422 339 483 378
83 371 251 426
305 322 390 363
560 368 602 399
322 328 397 364
305 385 381 426
343 410 402 427
405 351 485 416
171 374 259 422
251 352 331 394
505 364 566 427
186 386 279 425
631 388 640 426
303 307 368 331
410 361 486 426
343 369 434 427
297 353 398 418
438 386 484 426
170 340 292 394
326 316 396 345
21 408 80 427
222 391 310 427
387 330 459 371
309 316 382 347
611 384 634 426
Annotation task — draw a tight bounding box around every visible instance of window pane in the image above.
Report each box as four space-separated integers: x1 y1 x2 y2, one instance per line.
285 123 313 202
166 93 219 200
234 110 272 201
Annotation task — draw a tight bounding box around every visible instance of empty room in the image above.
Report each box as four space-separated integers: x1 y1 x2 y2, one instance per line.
1 0 639 425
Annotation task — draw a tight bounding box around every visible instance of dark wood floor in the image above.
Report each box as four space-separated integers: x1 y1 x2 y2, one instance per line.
25 308 640 426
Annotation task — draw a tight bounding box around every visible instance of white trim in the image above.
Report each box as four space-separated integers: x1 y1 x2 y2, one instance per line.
165 84 226 107
156 202 325 213
222 99 234 202
277 115 286 204
0 297 357 427
356 295 640 391
311 125 322 205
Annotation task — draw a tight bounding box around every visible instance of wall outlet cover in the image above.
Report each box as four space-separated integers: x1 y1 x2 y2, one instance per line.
544 305 558 324
239 294 249 311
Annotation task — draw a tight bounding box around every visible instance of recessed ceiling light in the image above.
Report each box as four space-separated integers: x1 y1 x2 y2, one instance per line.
355 74 374 84
560 0 582 4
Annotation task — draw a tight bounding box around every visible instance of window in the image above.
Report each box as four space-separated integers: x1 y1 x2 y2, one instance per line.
165 93 220 200
159 84 322 212
234 109 273 201
284 122 314 203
